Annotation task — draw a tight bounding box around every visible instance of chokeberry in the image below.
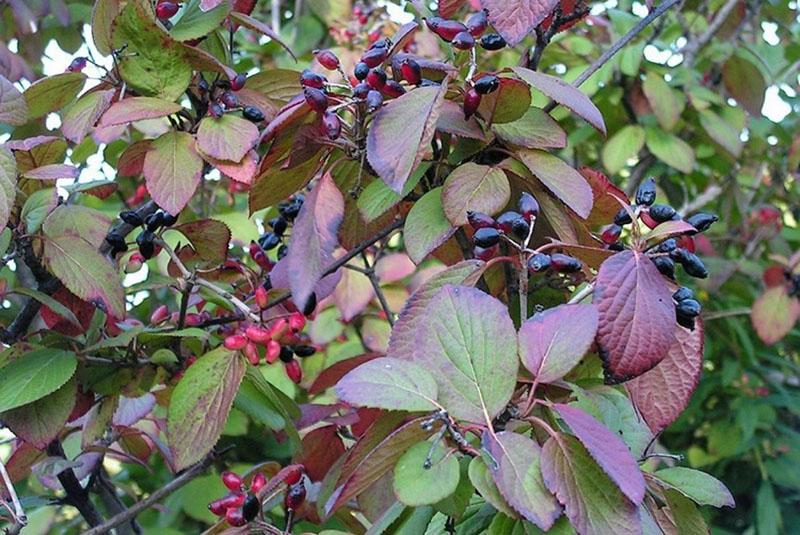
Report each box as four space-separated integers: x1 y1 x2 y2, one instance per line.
136 230 155 259
467 211 496 230
300 69 326 89
452 31 475 50
473 75 500 95
550 253 582 273
145 212 163 231
242 493 260 522
518 192 540 220
649 204 677 223
466 10 488 37
208 102 224 118
653 256 675 279
68 57 87 73
161 211 177 226
685 212 718 233
479 33 506 50
369 37 391 49
293 345 316 357
673 286 694 302
463 87 481 119
672 249 708 278
220 91 238 109
676 313 696 330
614 207 633 226
243 106 265 122
353 82 370 99
277 244 288 259
354 62 370 81
473 227 501 248
527 253 551 273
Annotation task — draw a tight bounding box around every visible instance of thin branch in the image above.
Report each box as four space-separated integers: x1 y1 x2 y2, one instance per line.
0 458 26 532
46 441 105 528
681 0 740 68
567 283 594 304
360 252 394 327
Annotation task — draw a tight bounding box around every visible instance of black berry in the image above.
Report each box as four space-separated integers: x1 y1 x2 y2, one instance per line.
527 253 551 273
479 33 506 50
653 256 675 279
635 178 657 207
473 75 500 95
242 493 260 522
614 207 633 226
473 227 501 248
649 204 677 223
550 253 582 273
686 213 718 233
243 106 265 122
119 210 143 226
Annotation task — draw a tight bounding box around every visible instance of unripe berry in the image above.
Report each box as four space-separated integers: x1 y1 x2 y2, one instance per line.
366 68 387 90
224 334 248 351
467 211 496 230
382 80 406 98
550 253 582 273
303 87 328 113
246 325 272 344
150 304 170 325
251 472 267 494
601 224 622 244
270 318 289 340
208 499 227 516
300 69 326 89
314 49 340 70
222 471 243 492
255 286 269 309
68 57 87 73
155 1 179 20
360 46 388 68
288 312 306 332
463 87 481 119
466 10 488 37
219 492 246 509
353 82 370 99
126 252 145 273
427 18 468 42
284 481 306 511
451 31 475 50
639 210 658 230
283 465 304 485
244 342 260 365
225 507 246 527
266 340 281 364
400 58 422 85
230 73 247 91
285 359 303 384
518 192 540 220
473 245 497 261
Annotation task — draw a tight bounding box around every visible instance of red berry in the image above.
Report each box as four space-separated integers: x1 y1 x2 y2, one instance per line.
466 10 488 37
224 334 248 351
255 286 269 309
219 492 246 509
284 481 306 511
208 499 227 516
68 57 87 73
251 472 267 494
303 87 328 113
244 342 260 365
285 359 303 384
155 1 179 19
300 69 326 89
222 471 243 492
517 192 540 220
382 80 405 98
432 19 469 42
220 91 238 108
365 90 383 112
288 312 306 332
246 325 272 344
400 58 422 85
314 49 340 70
451 31 475 50
463 88 481 119
322 111 342 139
266 340 281 364
467 211 496 230
473 245 498 261
550 253 582 273
640 210 659 229
230 73 247 91
601 224 622 244
225 507 246 527
366 68 387 90
150 304 170 325
360 46 388 68
270 318 289 340
283 465 304 485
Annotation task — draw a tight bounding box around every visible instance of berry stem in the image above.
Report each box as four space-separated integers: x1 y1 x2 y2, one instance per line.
567 282 595 304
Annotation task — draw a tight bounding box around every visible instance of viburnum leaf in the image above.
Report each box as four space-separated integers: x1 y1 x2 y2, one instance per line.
393 441 460 506
414 285 518 424
287 172 345 311
170 0 230 42
645 127 695 174
485 431 562 529
552 404 645 504
143 130 204 215
442 163 510 226
167 347 246 470
438 0 467 17
698 109 743 158
477 77 531 125
0 146 17 232
663 488 709 534
654 467 735 508
541 434 641 535
22 164 79 180
43 204 113 249
594 250 676 382
518 303 598 383
403 187 457 264
481 0 560 46
517 149 593 219
333 267 374 322
512 67 606 135
750 285 800 345
1 378 76 449
0 348 77 412
91 0 119 56
436 99 486 140
61 88 115 143
492 107 567 149
367 82 448 193
643 220 697 244
0 74 28 125
581 167 629 227
208 150 258 184
602 125 645 175
336 357 440 412
722 54 765 116
626 321 705 434
23 72 85 120
98 96 182 128
228 12 296 59
196 114 259 162
171 219 231 264
357 164 427 223
249 155 319 214
641 73 681 131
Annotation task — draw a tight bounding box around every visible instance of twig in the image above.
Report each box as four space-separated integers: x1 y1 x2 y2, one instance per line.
703 307 751 321
681 0 740 68
46 441 105 527
567 283 594 304
0 458 26 532
360 252 394 327
677 184 723 217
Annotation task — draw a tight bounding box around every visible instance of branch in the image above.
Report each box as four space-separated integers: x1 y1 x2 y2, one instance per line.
360 252 394 327
0 458 26 533
681 0 740 68
46 441 105 528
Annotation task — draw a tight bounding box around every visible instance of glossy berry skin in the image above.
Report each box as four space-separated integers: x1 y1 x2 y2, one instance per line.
225 507 246 527
673 286 694 302
266 340 281 364
255 286 269 309
303 292 317 316
230 73 247 91
550 253 582 273
208 102 224 118
353 82 370 99
314 49 340 70
242 493 260 522
208 499 227 516
511 217 530 240
360 46 388 68
657 238 677 253
518 192 540 220
635 177 657 206
649 204 677 223
136 230 155 259
613 207 633 226
161 211 177 227
251 472 267 494
105 231 127 254
220 91 238 109
259 232 280 251
527 253 551 273
428 18 468 42
150 304 170 325
144 211 162 230
473 245 497 261
466 10 488 37
480 33 506 50
284 482 306 511
219 492 246 509
473 75 500 95
293 345 316 357
369 37 391 50
119 210 143 226
285 359 303 384
300 69 326 89
322 111 342 139
676 298 701 318
473 227 501 248
242 105 265 122
283 465 304 485
685 212 718 233
653 256 675 279
467 211 496 230
303 87 328 113
451 31 475 50
155 1 179 19
681 253 708 278
366 68 387 90
382 80 406 98
224 334 248 351
639 210 659 230
400 58 422 85
601 224 622 245
68 57 87 72
279 345 294 363
365 90 383 112
463 88 481 119
496 211 522 234
353 62 370 81
288 312 306 332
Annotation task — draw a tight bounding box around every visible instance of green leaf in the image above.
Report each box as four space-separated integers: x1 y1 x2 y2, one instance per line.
23 72 85 120
43 204 113 249
722 54 766 115
336 357 440 412
441 163 510 226
97 96 183 128
654 467 735 508
234 374 286 430
0 74 29 125
143 130 204 215
751 285 800 345
403 187 456 264
478 77 532 124
196 114 259 162
663 489 708 535
167 347 247 470
0 145 17 232
642 73 681 131
602 125 645 175
492 107 566 150
645 127 695 174
698 109 743 158
249 155 320 214
1 378 76 448
357 164 427 223
468 456 517 518
0 348 78 413
61 88 116 144
756 481 781 535
394 441 460 506
170 0 230 41
92 0 120 56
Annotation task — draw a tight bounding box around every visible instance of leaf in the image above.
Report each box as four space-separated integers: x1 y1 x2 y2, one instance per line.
196 114 259 162
518 303 598 383
167 347 246 470
357 164 427 223
2 378 76 449
23 72 85 120
92 0 120 56
625 320 705 434
723 54 765 115
436 99 486 140
171 219 231 264
594 250 676 382
14 287 82 330
644 127 695 174
0 348 78 413
512 67 606 135
143 130 204 215
478 77 532 124
517 149 593 219
541 434 641 535
492 107 566 149
234 376 286 430
414 285 518 424
572 387 652 459
336 357 439 412
61 88 115 143
112 0 192 100
287 172 344 311
468 456 518 518
442 163 510 226
663 489 708 535
756 482 781 535
367 83 448 193
43 204 112 248
752 285 800 344
333 268 374 322
602 125 645 175
698 109 743 158
0 74 27 125
98 96 183 128
552 404 645 504
642 219 697 244
641 74 681 131
0 146 17 232
481 0 560 46
170 0 230 41
22 164 79 180
404 187 457 264
209 149 258 184
485 431 562 529
394 441 460 506
249 155 319 213
654 467 735 508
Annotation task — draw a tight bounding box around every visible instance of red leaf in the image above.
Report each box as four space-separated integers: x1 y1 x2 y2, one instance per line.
594 250 676 382
581 166 628 227
294 425 346 481
97 96 182 128
438 0 467 18
626 321 705 434
481 0 560 46
40 287 96 336
517 149 593 219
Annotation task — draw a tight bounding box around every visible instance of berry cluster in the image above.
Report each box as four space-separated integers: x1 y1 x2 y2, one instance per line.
252 194 304 267
197 72 264 123
672 286 701 330
149 302 211 328
104 208 177 258
208 471 266 527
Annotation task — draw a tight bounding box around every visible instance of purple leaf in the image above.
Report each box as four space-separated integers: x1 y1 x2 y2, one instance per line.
22 164 79 180
171 218 232 264
367 83 448 193
481 0 560 46
97 96 182 128
594 250 676 382
0 73 28 125
287 172 345 311
143 130 203 216
517 149 594 219
553 404 645 504
436 99 486 140
626 320 705 434
61 88 115 143
335 357 439 412
643 219 697 244
518 303 598 383
512 67 607 135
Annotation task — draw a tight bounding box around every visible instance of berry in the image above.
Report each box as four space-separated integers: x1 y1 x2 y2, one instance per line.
671 248 708 278
322 111 342 139
452 31 475 50
219 492 246 509
463 87 481 119
244 342 260 365
353 82 370 99
649 204 677 223
685 212 718 233
673 286 694 302
150 304 170 325
68 57 87 73
676 298 701 318
251 472 267 494
303 292 317 316
382 80 406 98
293 345 316 357
243 106 265 122
527 253 552 273
269 216 288 236
230 73 247 91
266 340 281 364
427 18 468 42
657 238 678 253
119 210 143 226
242 493 260 522
480 33 506 50
473 227 501 248
466 10 488 37
640 210 659 230
314 49 340 70
155 1 179 20
283 465 304 485
467 211 496 230
208 499 227 516
635 177 657 206
601 224 622 244
518 192 540 220
366 90 383 112
126 252 145 273
284 481 306 511
161 212 177 226
279 345 294 363
288 312 306 332
246 325 272 344
285 359 303 383
222 471 243 492
145 212 164 231
400 58 422 85
360 46 388 68
225 507 246 527
136 230 155 259
550 253 582 273
105 231 127 254
496 211 522 233
511 217 530 240
220 91 238 108
369 36 390 49
353 62 370 81
614 207 633 226
303 87 328 113
366 68 387 90
473 75 500 95
224 334 248 351
208 102 224 118
652 256 675 279
676 313 695 331
300 69 326 89
473 245 497 261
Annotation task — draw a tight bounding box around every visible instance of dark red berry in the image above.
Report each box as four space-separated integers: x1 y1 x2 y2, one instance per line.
382 80 406 98
452 31 475 50
479 33 506 50
225 507 246 527
284 481 306 511
230 73 247 91
527 253 551 273
635 177 657 206
303 87 328 113
473 245 498 261
601 224 622 244
208 499 227 516
300 69 326 89
243 106 265 122
361 46 388 68
400 58 422 85
155 1 179 19
473 74 500 95
353 82 370 99
285 359 303 383
517 192 539 220
208 102 224 118
219 492 246 509
466 10 488 37
365 90 383 112
353 62 370 81
242 493 260 522
463 87 481 119
496 211 522 233
685 212 718 233
322 111 342 139
366 68 387 90
314 49 340 70
649 204 677 223
283 465 304 485
220 91 238 109
473 227 501 248
467 211 496 230
429 19 468 42
251 472 267 493
640 210 659 230
550 253 582 273
68 57 87 72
